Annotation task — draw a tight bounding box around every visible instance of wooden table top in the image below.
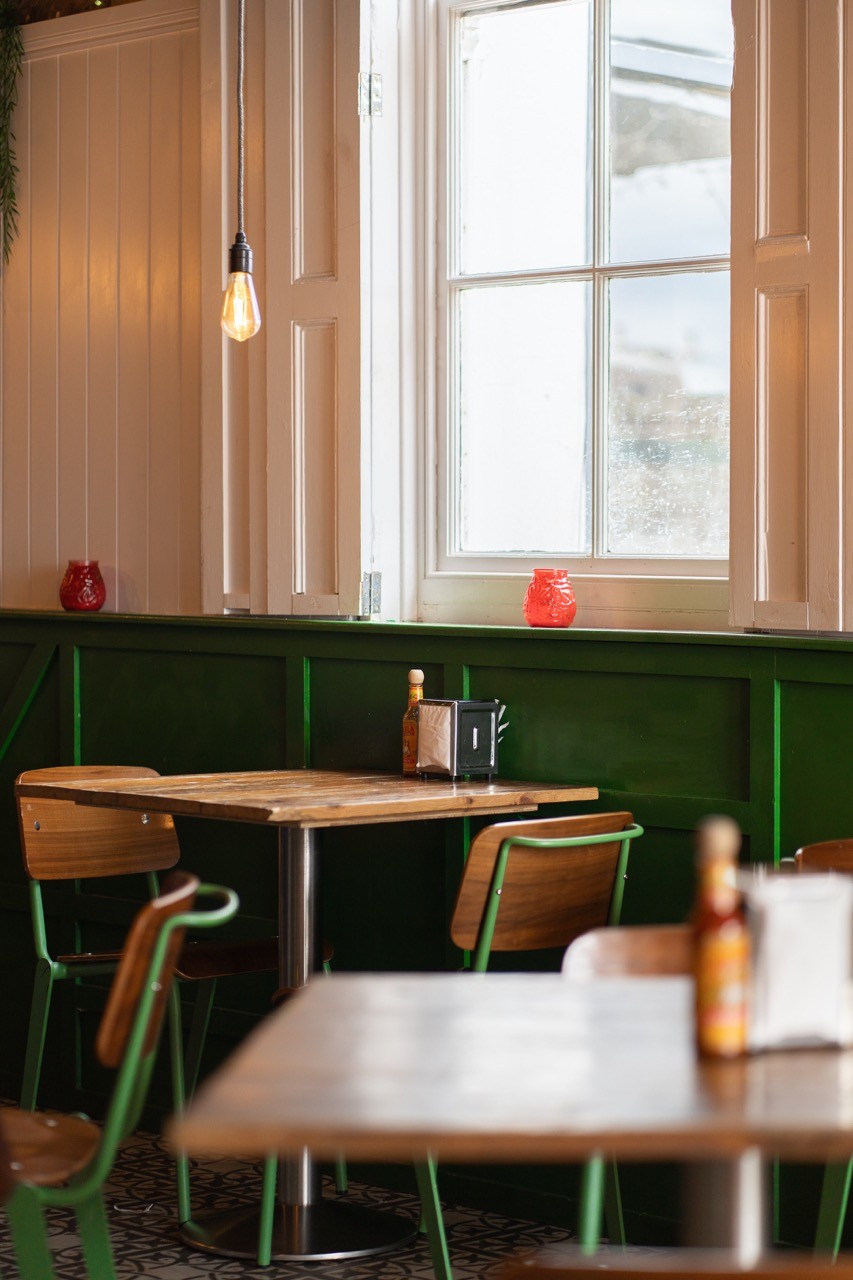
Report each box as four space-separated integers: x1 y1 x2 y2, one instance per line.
14 770 597 828
168 974 853 1164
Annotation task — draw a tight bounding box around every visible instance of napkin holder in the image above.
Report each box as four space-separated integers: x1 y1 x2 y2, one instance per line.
745 872 853 1050
417 699 500 781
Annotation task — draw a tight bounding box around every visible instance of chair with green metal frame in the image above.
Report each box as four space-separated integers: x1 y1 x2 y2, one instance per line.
562 922 694 1256
2 869 238 1280
413 810 643 1280
793 837 853 1257
16 765 282 1230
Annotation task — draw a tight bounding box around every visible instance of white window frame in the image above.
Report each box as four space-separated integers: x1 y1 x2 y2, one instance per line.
415 0 732 629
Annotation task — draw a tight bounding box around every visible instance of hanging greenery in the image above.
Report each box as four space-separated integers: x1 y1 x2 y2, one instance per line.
0 3 21 266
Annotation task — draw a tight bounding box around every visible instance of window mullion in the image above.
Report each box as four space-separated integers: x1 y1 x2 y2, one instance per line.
591 0 610 561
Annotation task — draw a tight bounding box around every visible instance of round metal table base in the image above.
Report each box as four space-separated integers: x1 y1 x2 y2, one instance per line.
180 1198 419 1262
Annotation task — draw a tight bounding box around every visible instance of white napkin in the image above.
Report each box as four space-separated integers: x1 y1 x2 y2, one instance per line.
745 872 853 1050
417 702 454 773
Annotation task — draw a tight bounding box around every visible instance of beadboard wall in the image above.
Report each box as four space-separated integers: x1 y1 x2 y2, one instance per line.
0 0 201 615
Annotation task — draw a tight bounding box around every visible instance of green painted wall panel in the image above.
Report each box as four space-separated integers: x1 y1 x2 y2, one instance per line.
310 657 444 770
780 680 853 856
470 665 750 799
79 648 288 773
0 612 851 1245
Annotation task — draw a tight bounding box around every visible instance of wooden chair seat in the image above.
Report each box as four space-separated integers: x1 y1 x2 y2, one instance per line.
58 935 328 981
176 935 280 981
3 1109 100 1187
500 1249 853 1279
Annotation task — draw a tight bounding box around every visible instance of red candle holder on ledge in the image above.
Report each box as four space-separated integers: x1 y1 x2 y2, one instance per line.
59 560 106 612
522 568 576 628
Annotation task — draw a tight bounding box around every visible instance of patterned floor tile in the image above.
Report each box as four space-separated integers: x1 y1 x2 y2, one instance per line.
0 1127 578 1278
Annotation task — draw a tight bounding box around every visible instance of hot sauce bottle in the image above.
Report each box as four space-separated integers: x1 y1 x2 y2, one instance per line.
402 668 424 776
693 815 750 1058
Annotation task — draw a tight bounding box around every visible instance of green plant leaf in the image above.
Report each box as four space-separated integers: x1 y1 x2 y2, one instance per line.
0 4 22 265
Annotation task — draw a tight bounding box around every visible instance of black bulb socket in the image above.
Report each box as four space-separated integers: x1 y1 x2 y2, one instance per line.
228 232 253 275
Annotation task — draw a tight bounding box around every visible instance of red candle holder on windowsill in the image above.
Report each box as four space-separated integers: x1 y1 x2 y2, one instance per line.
522 568 576 628
59 560 106 612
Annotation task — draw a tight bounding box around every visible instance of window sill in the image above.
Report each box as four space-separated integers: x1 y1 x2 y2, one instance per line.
419 572 731 631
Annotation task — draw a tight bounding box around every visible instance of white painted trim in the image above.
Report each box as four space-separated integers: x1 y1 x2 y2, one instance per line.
844 0 853 630
421 0 733 619
730 0 843 632
199 0 227 614
23 0 197 60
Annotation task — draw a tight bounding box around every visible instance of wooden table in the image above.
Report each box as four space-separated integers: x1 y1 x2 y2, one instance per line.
169 972 853 1263
16 769 596 1261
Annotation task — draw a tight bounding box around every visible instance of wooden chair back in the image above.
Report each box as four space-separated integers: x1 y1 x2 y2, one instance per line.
17 766 180 880
795 838 853 874
562 924 694 980
450 812 635 953
97 870 198 1069
499 1249 853 1280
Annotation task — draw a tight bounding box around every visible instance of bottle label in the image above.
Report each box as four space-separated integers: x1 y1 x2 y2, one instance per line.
408 686 423 708
695 923 750 1057
402 719 419 774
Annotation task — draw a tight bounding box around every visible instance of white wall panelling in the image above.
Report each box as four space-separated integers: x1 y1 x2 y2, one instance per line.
1 0 202 614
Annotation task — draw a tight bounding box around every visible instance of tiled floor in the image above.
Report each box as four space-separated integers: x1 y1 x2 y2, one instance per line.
0 1128 579 1278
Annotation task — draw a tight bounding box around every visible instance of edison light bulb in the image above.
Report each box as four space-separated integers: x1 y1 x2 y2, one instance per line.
221 271 261 342
221 232 261 342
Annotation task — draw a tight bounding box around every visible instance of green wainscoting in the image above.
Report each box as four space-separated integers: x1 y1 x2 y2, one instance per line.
0 610 848 1247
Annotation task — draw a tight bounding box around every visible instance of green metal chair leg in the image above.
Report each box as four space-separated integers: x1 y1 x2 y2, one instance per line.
414 1158 453 1280
6 1183 55 1280
167 986 192 1224
603 1158 625 1248
578 1154 606 1254
183 977 217 1101
20 960 55 1109
815 1159 853 1256
76 1192 117 1280
257 1156 278 1266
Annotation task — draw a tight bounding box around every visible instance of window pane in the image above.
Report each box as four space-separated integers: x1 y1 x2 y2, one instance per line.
457 281 591 555
458 1 592 275
609 0 733 263
607 272 729 557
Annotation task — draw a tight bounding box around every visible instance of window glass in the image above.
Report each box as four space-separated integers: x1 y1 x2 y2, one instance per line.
457 280 591 555
444 0 733 572
607 271 730 556
459 1 592 275
609 0 733 262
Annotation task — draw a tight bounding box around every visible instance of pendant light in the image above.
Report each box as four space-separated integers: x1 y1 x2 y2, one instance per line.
221 0 261 342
